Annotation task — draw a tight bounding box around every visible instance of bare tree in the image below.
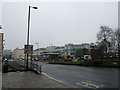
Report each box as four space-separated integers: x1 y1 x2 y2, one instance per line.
114 28 120 58
97 26 114 54
97 26 113 42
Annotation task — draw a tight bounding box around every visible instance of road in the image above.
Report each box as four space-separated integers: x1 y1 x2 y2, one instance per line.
37 61 119 89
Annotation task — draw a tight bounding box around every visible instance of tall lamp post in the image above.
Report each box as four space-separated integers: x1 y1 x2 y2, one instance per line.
26 6 38 71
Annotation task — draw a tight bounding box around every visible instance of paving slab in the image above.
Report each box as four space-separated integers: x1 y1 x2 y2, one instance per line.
0 62 2 90
2 71 74 88
0 71 2 90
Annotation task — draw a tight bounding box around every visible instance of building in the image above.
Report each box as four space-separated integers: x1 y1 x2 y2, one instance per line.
33 48 46 56
33 48 46 60
65 43 91 57
45 46 65 54
33 43 92 58
3 49 12 59
11 48 25 59
0 33 3 62
33 46 65 55
33 46 66 60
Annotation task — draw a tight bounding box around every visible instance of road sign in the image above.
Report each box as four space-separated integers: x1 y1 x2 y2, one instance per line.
29 45 33 54
24 45 33 54
24 45 28 54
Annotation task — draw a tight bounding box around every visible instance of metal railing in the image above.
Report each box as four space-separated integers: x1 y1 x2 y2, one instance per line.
4 59 42 74
31 62 42 75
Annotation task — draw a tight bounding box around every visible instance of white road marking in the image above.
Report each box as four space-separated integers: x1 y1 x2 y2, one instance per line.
76 80 104 89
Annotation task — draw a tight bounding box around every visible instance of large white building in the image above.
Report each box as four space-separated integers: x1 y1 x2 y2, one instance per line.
0 33 3 62
33 46 65 56
11 48 25 59
33 48 46 56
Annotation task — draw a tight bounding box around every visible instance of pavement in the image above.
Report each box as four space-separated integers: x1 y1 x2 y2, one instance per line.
2 60 75 88
2 71 74 88
0 62 2 90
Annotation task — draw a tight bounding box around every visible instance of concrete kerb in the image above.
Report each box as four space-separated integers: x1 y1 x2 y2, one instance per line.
30 69 42 75
25 68 76 88
28 70 76 88
42 72 76 88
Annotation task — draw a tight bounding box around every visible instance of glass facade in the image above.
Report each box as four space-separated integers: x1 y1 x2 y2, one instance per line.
65 43 91 57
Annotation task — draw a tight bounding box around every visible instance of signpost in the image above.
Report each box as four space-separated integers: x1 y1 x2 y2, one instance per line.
24 45 33 54
24 45 33 70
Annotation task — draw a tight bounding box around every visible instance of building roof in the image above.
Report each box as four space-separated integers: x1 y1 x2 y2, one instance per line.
34 48 46 51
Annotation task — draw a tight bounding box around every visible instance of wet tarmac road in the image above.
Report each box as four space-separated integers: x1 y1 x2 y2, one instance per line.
39 62 119 89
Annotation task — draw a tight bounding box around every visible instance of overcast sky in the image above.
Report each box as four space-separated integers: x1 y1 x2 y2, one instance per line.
1 1 118 50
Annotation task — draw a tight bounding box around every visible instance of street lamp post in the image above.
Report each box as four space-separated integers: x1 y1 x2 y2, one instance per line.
26 6 38 71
